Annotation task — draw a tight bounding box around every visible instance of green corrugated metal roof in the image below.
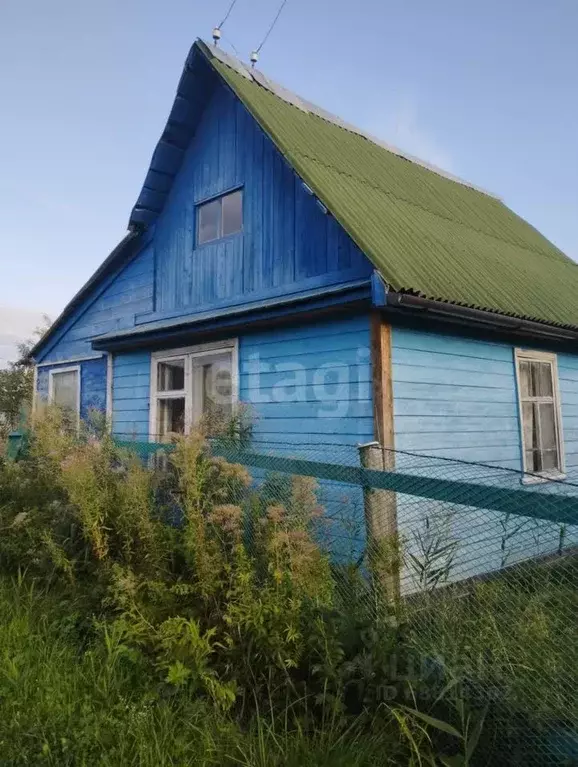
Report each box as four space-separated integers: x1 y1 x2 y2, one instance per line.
200 41 578 331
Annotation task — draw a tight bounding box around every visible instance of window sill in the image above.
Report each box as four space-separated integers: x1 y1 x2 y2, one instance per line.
521 471 567 486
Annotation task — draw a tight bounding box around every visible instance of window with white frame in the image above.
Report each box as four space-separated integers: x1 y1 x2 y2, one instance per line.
49 367 80 427
150 341 237 441
196 189 243 245
515 350 564 477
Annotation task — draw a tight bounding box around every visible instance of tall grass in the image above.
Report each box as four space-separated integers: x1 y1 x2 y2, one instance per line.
0 575 401 766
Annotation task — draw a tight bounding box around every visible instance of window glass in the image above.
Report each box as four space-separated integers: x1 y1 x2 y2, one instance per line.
533 362 553 397
200 357 233 424
197 198 221 244
157 359 185 392
153 346 236 440
51 370 79 416
539 403 556 449
221 190 243 237
157 397 185 439
197 190 243 245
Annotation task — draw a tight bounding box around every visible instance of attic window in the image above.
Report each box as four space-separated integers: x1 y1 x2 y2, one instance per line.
197 189 243 245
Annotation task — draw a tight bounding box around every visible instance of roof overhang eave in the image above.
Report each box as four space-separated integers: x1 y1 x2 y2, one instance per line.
384 291 578 344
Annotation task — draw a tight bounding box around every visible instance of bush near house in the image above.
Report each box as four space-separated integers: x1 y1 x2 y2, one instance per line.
0 410 575 765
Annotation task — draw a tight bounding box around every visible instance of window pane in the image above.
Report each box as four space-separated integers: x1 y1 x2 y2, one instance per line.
52 370 79 414
533 362 553 397
157 397 185 439
157 359 185 392
519 361 530 398
525 449 538 473
522 401 538 452
221 190 243 236
539 403 557 451
197 198 221 244
541 450 559 471
201 356 233 425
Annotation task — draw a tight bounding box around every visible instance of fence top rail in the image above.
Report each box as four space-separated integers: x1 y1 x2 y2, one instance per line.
115 440 578 526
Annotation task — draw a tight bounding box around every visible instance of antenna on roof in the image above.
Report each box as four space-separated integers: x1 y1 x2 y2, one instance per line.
213 0 239 46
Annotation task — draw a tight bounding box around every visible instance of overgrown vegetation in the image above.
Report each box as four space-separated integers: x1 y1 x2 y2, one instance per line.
0 409 575 765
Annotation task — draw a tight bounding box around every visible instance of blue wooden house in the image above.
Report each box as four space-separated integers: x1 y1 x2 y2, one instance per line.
31 39 578 494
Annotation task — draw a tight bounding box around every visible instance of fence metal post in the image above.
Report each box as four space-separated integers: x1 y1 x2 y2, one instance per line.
358 441 400 607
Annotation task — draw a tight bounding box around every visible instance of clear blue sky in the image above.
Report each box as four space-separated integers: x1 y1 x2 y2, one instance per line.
1 0 576 318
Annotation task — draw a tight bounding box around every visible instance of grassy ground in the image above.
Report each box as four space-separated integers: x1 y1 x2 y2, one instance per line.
0 576 399 767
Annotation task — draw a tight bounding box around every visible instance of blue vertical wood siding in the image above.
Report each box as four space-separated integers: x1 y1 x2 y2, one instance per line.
152 82 370 315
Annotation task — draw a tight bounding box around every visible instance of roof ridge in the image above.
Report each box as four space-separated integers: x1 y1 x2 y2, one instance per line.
199 39 500 200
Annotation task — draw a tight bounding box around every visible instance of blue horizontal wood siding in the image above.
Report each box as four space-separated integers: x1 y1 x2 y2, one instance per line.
239 315 372 560
239 316 373 452
38 244 155 363
557 352 578 474
36 357 108 420
111 351 151 440
106 316 371 558
391 327 578 588
392 329 522 465
152 82 371 316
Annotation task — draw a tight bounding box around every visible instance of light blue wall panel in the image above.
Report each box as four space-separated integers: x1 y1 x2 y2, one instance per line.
111 351 151 440
239 315 373 453
104 315 371 558
152 82 371 316
36 357 108 420
107 315 372 448
239 314 373 561
392 329 522 465
557 353 578 473
391 327 578 590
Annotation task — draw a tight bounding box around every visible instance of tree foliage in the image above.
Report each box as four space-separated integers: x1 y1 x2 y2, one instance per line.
0 315 51 437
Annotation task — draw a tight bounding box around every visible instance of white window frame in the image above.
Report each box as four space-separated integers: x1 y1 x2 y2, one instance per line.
514 348 565 482
48 365 81 429
149 339 239 442
196 188 243 246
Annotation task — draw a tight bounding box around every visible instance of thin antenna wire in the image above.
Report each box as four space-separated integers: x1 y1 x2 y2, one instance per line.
222 34 241 58
255 0 288 53
217 0 239 30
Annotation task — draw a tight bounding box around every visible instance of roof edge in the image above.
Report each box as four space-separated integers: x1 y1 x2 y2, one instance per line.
29 230 141 361
197 39 499 200
386 291 578 343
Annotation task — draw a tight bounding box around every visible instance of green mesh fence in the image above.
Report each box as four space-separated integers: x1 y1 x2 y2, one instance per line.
116 436 578 765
